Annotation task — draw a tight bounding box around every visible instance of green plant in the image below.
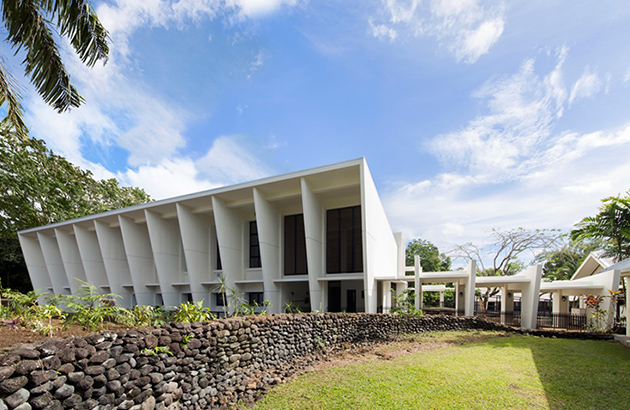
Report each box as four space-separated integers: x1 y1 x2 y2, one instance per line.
390 288 423 317
141 345 173 357
180 334 194 349
284 300 302 314
173 300 215 323
54 280 123 331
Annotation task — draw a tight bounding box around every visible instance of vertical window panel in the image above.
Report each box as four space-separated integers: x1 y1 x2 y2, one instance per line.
249 221 261 268
284 214 308 275
326 206 363 273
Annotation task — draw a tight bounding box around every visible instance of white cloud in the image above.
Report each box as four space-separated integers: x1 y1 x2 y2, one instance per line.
384 47 630 252
247 50 265 79
118 158 218 199
117 135 272 199
370 0 505 63
196 136 272 185
569 67 602 105
427 48 568 183
368 18 398 41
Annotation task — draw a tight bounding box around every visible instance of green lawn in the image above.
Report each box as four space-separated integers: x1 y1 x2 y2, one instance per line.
254 331 630 410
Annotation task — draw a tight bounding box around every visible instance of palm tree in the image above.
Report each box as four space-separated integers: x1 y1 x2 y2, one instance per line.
0 0 109 138
571 192 630 262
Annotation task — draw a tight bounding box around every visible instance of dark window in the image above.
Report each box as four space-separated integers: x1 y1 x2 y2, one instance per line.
249 221 261 268
216 236 222 270
326 206 363 273
284 214 308 275
248 292 264 306
216 293 226 307
182 293 193 303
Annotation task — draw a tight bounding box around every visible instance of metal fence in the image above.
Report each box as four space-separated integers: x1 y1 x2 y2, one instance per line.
474 311 522 327
536 313 588 331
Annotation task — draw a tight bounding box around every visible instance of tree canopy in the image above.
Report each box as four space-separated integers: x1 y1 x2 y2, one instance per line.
571 191 630 262
0 131 150 291
452 227 562 310
0 0 109 138
405 238 451 272
537 237 604 281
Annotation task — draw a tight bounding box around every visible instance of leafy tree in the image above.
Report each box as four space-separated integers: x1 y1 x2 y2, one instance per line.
0 131 151 291
537 237 605 281
571 192 630 262
405 238 451 272
452 228 562 311
0 0 109 138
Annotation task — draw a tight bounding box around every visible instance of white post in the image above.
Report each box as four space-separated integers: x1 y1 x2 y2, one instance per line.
439 290 444 308
464 260 477 316
500 286 514 324
519 264 543 330
301 178 324 313
626 277 630 337
414 255 422 310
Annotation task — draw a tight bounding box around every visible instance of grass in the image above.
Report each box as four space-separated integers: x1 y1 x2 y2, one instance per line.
254 331 630 410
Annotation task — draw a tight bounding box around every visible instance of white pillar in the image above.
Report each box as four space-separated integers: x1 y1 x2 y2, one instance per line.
439 291 444 308
176 204 212 305
301 178 324 312
73 225 109 292
253 188 282 313
381 281 392 313
17 234 53 303
414 255 422 310
145 210 184 308
501 286 514 324
455 282 465 315
119 216 158 306
94 221 133 308
464 260 477 316
519 264 543 330
626 277 629 337
54 228 88 295
212 197 244 314
37 232 70 296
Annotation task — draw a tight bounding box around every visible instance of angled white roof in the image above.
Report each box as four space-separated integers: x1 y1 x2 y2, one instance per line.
570 251 616 280
19 157 365 236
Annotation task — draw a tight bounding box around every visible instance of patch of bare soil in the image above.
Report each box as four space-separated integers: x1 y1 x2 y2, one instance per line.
0 320 131 352
301 331 508 374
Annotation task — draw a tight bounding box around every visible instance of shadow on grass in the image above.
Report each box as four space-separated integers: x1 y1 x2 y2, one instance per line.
462 334 630 409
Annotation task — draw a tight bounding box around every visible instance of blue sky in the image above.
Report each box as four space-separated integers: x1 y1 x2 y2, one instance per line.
8 0 630 252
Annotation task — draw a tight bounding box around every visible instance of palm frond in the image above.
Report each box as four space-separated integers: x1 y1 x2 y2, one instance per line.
43 0 109 66
0 59 28 139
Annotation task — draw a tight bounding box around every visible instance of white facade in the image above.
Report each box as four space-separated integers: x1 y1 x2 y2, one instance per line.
18 159 400 313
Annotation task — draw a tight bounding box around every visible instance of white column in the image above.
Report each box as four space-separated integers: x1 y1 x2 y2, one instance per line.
464 260 477 316
119 216 158 306
212 197 243 313
73 225 109 291
94 221 133 308
381 281 392 313
54 229 88 295
37 232 70 296
501 286 514 324
301 178 324 312
439 291 444 307
455 282 464 315
519 264 543 330
626 277 629 337
414 255 423 310
176 204 211 304
396 281 408 309
145 210 184 308
253 188 282 313
17 234 53 303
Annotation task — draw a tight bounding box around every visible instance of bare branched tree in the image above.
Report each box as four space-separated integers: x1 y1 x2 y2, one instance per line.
451 228 563 311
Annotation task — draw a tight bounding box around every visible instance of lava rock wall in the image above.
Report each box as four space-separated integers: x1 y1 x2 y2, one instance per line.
0 314 513 410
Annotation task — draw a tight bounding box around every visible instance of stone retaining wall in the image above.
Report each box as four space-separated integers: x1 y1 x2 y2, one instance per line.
0 314 608 410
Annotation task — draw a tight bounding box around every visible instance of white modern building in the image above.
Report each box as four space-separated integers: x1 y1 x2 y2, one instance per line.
18 158 402 314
